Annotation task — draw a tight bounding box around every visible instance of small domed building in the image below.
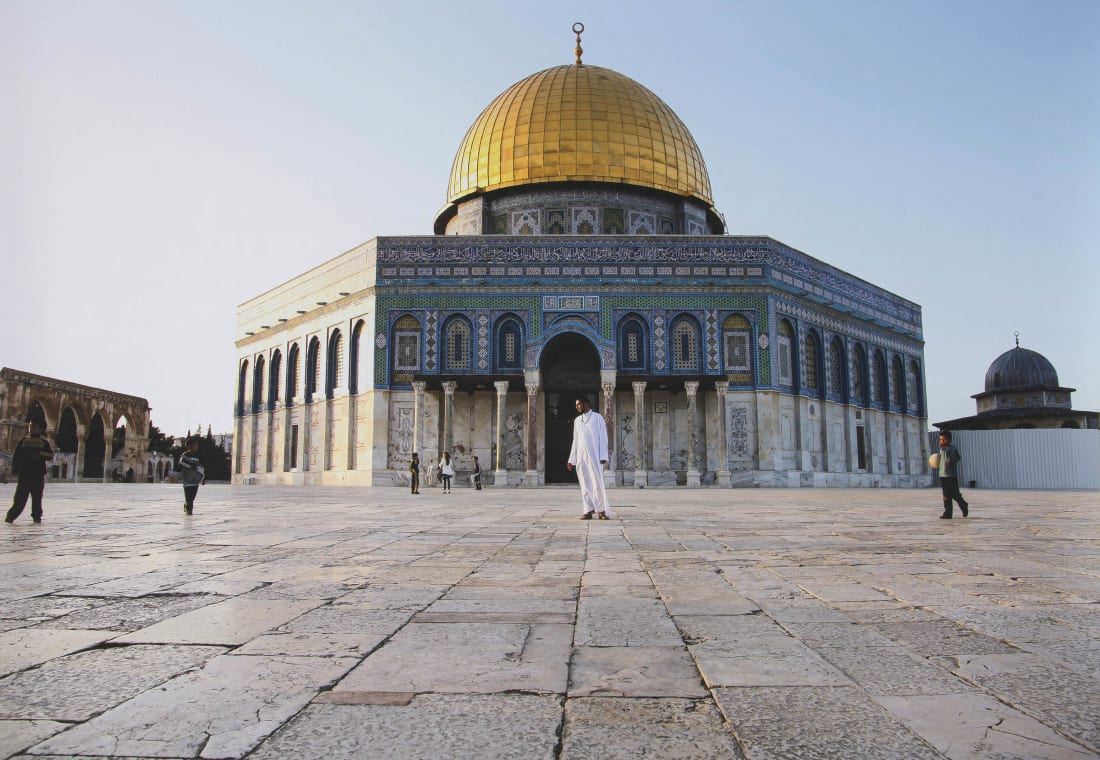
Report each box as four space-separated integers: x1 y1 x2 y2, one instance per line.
934 337 1098 431
233 29 929 488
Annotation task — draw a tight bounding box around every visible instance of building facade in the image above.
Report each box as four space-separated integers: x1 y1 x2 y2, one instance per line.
233 42 929 488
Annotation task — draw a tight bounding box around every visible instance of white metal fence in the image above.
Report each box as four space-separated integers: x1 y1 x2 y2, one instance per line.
930 429 1100 490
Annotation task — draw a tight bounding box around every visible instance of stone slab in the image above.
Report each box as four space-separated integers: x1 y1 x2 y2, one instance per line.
562 697 745 759
28 653 357 758
110 597 324 645
575 597 682 647
568 646 708 698
0 719 69 758
334 622 571 694
0 629 111 678
247 694 561 760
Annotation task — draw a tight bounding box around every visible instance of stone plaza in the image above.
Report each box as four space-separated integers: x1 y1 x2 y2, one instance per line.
1 483 1098 759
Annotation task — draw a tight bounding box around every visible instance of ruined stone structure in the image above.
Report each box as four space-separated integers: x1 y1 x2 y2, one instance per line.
233 32 929 488
0 368 151 481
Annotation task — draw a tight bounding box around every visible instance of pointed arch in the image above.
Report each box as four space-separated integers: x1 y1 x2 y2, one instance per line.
852 343 869 407
305 337 321 403
722 313 753 385
777 319 796 389
252 354 265 413
827 336 847 399
494 314 525 372
286 343 300 406
326 329 343 399
443 315 473 372
873 349 888 411
349 320 366 394
908 358 923 416
892 354 907 413
618 313 648 372
392 315 422 381
268 349 282 410
670 313 701 372
237 359 249 416
803 329 822 397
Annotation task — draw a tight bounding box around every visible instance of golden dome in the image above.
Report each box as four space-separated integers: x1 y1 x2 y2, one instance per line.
445 64 714 206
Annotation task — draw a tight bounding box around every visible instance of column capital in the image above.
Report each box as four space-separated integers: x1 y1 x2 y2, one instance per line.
714 380 729 396
523 369 541 391
632 380 647 395
493 380 510 396
684 380 700 397
441 380 458 396
411 381 427 394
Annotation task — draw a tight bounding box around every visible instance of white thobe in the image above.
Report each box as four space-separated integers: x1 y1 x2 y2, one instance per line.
568 410 611 515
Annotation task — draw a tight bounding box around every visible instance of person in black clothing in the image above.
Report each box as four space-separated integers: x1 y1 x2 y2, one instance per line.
409 453 420 494
472 455 482 490
6 419 54 524
179 436 204 515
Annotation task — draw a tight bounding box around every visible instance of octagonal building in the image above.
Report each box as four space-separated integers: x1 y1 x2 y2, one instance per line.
234 36 929 488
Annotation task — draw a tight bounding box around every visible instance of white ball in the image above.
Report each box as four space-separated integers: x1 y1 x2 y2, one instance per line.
928 453 940 469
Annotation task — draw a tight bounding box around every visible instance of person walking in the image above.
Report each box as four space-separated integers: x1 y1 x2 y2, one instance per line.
567 395 612 520
409 453 421 494
5 419 54 524
439 451 454 493
936 431 969 519
472 455 482 490
179 436 204 515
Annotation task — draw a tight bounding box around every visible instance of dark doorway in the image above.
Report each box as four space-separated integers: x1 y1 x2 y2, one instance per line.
541 333 601 483
57 408 78 453
84 414 106 479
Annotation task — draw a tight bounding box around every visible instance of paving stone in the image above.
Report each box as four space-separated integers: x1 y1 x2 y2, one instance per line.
0 629 111 678
29 593 226 632
0 643 225 720
232 632 386 658
714 686 944 759
0 719 69 758
28 653 357 758
277 603 418 635
248 694 561 760
568 646 708 697
816 645 971 696
334 622 571 694
869 619 1021 657
876 692 1096 759
575 597 682 646
110 597 325 646
562 697 745 759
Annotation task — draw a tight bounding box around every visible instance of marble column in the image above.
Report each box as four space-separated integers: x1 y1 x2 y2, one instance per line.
524 370 541 485
493 380 509 486
685 381 701 487
715 381 731 487
411 382 426 457
632 381 648 487
441 381 457 458
601 371 617 488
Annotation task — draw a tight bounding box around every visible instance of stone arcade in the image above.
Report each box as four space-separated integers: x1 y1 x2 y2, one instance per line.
233 33 929 488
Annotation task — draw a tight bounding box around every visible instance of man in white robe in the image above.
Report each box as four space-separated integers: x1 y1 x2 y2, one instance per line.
567 397 612 520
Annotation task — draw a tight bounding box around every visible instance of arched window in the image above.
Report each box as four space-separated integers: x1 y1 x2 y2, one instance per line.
237 360 249 416
722 314 753 385
252 355 265 413
804 330 822 396
444 316 472 371
326 330 343 399
619 316 647 371
874 350 888 410
908 359 922 416
286 344 300 405
671 315 700 371
495 316 524 372
392 315 421 376
892 355 906 413
268 350 282 410
827 337 846 398
349 321 365 394
777 320 795 388
305 337 321 403
852 344 868 406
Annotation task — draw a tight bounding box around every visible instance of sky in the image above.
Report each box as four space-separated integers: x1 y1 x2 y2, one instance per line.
2 0 1098 437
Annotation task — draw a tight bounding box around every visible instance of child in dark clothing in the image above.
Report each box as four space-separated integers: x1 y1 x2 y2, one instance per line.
6 420 54 524
179 436 204 515
409 453 420 494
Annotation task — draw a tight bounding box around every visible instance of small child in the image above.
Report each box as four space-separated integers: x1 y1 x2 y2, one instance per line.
5 419 54 524
409 453 420 494
179 436 205 515
472 455 482 490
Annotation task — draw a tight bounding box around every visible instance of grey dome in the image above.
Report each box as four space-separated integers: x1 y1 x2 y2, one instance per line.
984 346 1059 392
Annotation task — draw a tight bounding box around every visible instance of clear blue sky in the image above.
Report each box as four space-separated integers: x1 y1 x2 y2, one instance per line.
2 0 1098 436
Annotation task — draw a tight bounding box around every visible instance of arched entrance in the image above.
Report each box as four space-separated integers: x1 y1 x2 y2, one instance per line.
541 333 601 483
84 414 106 479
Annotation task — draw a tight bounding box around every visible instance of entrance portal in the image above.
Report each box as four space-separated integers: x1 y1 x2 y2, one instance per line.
541 333 601 483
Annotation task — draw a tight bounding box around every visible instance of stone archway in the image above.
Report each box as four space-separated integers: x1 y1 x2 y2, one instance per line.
541 333 601 483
